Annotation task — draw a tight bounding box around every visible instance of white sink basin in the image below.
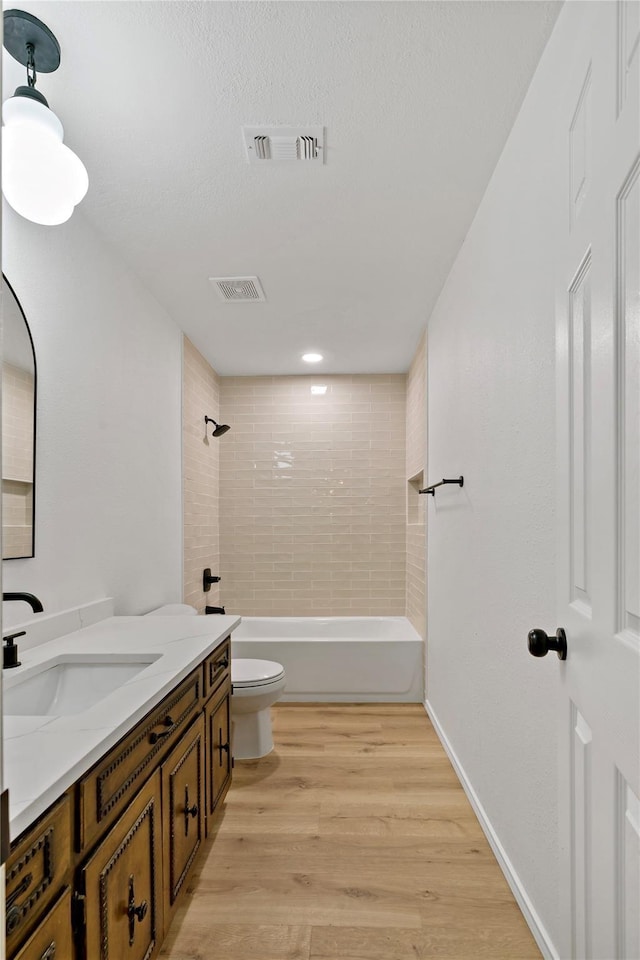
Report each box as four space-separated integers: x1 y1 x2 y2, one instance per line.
3 654 161 716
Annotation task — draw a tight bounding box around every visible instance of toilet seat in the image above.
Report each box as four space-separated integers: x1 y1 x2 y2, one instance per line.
232 658 285 688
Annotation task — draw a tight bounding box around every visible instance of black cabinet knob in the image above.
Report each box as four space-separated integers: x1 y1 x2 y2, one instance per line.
132 900 148 923
528 628 567 661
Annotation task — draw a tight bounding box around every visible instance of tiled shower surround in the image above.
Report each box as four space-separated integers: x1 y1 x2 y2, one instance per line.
219 375 407 616
405 333 427 636
183 337 222 612
182 337 427 624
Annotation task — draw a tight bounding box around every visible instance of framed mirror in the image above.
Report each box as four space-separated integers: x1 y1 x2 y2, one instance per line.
2 276 36 559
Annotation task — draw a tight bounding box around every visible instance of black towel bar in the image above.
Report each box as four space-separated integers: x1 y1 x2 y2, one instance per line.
419 476 464 496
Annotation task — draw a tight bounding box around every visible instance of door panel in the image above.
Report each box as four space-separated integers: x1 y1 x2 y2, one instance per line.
556 3 640 957
618 159 639 643
616 772 640 958
570 704 593 959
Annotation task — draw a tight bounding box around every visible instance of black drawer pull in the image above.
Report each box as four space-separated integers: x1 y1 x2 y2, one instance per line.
5 872 34 935
218 729 230 765
213 655 229 671
184 785 199 835
149 715 174 744
127 875 148 945
6 905 22 937
6 872 32 909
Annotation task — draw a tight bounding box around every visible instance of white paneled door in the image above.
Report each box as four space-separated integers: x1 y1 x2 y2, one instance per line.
555 3 640 958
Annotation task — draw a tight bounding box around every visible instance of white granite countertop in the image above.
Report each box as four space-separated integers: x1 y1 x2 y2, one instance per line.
3 614 240 841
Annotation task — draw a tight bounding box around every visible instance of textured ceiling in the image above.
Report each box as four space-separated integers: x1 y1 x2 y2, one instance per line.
2 1 561 375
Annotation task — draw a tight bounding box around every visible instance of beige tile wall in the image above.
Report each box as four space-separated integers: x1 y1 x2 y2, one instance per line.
182 337 222 612
2 362 34 481
219 375 406 616
2 361 35 558
405 332 427 637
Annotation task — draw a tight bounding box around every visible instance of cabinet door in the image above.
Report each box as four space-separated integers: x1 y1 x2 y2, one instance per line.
205 685 232 827
161 714 205 923
80 771 163 960
6 795 71 956
13 888 72 960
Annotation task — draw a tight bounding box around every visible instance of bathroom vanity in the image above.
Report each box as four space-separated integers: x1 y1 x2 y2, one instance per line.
2 614 238 960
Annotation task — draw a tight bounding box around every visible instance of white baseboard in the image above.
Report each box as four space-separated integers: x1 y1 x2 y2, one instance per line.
424 698 559 960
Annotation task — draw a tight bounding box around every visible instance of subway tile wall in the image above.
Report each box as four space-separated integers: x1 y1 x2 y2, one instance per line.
405 333 427 637
183 337 222 612
219 375 407 616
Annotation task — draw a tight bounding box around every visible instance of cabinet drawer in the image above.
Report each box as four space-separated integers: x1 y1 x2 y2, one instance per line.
205 683 232 827
6 795 71 955
203 638 230 697
161 714 205 923
77 668 202 852
12 888 72 960
81 770 163 960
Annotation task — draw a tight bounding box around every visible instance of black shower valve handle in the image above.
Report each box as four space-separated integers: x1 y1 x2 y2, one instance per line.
203 568 221 592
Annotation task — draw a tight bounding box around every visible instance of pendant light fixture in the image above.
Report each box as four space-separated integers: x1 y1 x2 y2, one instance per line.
2 9 88 226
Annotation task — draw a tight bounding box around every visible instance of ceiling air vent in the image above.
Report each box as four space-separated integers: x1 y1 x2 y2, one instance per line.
242 126 324 165
210 276 266 302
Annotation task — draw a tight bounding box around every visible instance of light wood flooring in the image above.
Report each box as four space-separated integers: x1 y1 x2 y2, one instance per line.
160 703 541 960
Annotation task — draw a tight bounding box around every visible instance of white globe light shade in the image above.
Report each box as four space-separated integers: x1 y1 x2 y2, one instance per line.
2 95 88 226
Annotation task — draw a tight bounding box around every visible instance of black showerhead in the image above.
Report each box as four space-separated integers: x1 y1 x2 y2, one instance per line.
205 416 231 438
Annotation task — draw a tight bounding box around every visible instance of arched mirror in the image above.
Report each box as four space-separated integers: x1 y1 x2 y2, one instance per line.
2 276 36 559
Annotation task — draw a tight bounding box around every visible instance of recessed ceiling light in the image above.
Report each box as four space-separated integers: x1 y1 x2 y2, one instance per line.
302 353 323 363
311 385 327 395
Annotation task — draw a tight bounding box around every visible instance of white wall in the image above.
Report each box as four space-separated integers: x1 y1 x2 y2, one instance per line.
2 205 183 628
425 4 585 956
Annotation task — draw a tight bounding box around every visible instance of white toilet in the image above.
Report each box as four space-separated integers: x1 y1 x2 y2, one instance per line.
144 604 285 760
231 658 286 760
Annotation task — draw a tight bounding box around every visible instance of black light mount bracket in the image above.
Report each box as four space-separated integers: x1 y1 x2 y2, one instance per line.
3 10 61 73
203 568 221 592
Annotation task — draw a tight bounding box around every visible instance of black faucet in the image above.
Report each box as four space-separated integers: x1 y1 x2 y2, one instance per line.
2 593 44 668
3 631 25 668
2 592 44 613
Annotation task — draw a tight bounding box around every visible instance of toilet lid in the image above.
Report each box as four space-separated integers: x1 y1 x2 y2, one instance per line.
232 658 285 687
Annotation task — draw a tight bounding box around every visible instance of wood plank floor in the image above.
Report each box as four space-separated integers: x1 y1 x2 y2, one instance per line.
160 703 541 960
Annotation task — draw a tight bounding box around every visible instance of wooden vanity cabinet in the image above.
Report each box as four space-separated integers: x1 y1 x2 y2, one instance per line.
203 638 230 697
13 888 73 960
204 681 232 828
6 633 233 960
161 714 205 925
5 795 72 958
79 770 163 960
76 667 202 854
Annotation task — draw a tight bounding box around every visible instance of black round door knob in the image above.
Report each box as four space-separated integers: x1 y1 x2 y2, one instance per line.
528 628 567 660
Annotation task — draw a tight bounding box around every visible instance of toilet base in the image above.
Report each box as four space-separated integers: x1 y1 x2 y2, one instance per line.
232 706 274 759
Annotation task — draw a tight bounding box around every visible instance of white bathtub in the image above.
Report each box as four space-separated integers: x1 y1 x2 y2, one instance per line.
230 617 423 702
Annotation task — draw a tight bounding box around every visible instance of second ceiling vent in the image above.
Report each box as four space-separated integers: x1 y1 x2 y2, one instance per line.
242 126 324 164
210 276 266 302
